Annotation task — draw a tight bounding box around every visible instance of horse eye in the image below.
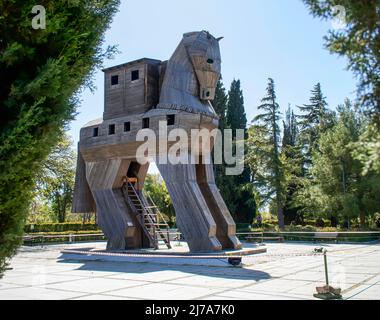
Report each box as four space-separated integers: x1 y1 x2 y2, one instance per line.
207 58 214 64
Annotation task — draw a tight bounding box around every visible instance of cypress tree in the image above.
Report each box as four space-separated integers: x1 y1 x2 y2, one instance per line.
0 0 120 275
281 105 304 225
226 79 247 139
225 79 256 224
212 78 229 202
282 105 298 149
213 78 228 129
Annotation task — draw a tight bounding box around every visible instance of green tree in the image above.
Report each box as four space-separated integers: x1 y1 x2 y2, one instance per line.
295 100 380 227
353 124 380 175
0 1 120 274
303 0 380 115
297 83 333 168
226 80 247 139
143 174 175 226
303 0 380 179
281 106 304 225
249 78 285 229
213 78 228 194
213 78 228 130
225 79 256 224
282 105 298 149
37 133 76 223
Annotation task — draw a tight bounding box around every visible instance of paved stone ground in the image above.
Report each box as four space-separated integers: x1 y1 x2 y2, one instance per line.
0 241 379 300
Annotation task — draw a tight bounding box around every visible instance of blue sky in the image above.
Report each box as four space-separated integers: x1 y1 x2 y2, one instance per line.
69 0 356 150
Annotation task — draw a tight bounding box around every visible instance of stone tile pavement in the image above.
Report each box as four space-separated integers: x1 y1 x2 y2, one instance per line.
0 241 379 300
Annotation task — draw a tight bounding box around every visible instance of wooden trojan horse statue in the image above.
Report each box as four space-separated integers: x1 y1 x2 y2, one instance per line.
72 31 242 252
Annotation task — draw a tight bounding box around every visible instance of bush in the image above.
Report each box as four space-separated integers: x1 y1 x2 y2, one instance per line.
323 219 332 228
286 225 317 232
375 214 380 228
25 223 100 233
315 218 325 228
261 222 278 231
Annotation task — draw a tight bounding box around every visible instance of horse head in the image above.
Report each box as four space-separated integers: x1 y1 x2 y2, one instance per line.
158 31 222 117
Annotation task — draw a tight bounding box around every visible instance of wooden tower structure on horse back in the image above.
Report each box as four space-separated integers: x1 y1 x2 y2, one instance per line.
72 31 242 252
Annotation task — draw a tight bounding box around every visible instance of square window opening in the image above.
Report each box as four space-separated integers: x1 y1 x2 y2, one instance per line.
111 75 119 86
142 118 150 129
93 127 99 137
124 122 131 132
131 70 139 81
109 124 115 135
167 114 175 126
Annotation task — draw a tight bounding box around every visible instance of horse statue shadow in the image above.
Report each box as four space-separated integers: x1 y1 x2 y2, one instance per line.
72 31 242 253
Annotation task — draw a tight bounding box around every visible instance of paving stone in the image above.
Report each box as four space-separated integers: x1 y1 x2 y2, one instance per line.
44 277 147 294
110 283 224 300
0 241 379 300
0 286 85 300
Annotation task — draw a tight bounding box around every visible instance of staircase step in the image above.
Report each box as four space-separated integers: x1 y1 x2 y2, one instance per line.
124 181 171 250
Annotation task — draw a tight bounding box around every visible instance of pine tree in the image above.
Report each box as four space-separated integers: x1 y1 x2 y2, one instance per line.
250 78 285 229
297 83 335 171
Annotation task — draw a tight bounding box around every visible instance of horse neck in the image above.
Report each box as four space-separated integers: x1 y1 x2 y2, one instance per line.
162 45 198 95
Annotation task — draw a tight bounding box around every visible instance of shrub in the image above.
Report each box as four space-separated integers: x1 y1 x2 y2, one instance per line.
25 223 99 233
261 222 277 231
375 214 380 228
315 218 325 228
286 224 316 232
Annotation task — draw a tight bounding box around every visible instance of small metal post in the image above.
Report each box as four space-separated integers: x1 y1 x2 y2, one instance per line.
314 248 342 299
323 249 329 286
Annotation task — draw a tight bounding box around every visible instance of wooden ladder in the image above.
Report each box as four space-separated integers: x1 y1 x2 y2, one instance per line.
122 181 171 249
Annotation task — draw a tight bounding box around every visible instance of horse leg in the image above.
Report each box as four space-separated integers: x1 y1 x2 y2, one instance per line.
195 162 242 250
157 160 222 252
85 159 141 250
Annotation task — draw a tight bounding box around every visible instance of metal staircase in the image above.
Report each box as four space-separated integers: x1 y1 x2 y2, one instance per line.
122 181 171 249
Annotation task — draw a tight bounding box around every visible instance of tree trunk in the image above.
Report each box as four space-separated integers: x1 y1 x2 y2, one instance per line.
330 216 338 228
360 212 366 229
278 206 285 230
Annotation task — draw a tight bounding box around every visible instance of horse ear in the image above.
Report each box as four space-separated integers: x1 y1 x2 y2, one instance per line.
216 37 224 42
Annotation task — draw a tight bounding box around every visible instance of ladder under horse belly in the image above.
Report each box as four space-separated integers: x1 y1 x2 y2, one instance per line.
122 181 171 249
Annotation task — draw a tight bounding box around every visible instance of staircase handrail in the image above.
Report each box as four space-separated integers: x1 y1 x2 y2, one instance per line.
144 192 171 230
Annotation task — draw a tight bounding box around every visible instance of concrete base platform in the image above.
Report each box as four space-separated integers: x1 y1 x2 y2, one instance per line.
60 242 267 267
